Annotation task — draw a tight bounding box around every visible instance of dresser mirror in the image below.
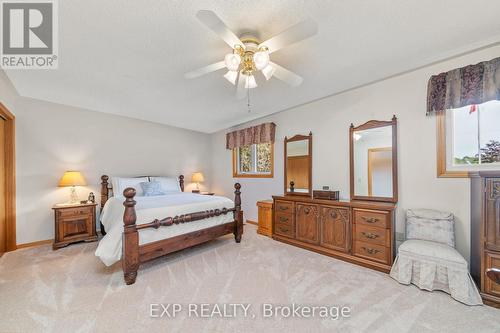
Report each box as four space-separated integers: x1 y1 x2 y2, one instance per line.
350 116 398 202
284 133 312 196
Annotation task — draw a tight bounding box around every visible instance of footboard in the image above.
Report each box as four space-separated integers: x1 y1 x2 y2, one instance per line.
121 183 242 285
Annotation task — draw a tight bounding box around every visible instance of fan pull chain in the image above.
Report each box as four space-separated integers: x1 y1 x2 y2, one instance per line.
247 86 251 113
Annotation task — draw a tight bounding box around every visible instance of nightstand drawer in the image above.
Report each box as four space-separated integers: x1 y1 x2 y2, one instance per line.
57 206 93 218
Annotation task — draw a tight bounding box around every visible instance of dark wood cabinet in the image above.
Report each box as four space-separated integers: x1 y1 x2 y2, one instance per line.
471 172 500 308
273 195 395 273
320 206 350 252
296 203 319 244
53 203 98 250
485 178 500 252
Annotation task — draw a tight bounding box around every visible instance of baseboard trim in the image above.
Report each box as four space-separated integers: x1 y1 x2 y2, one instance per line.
246 219 258 226
17 239 53 249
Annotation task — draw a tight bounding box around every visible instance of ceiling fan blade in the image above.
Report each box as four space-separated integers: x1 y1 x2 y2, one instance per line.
196 10 244 49
236 72 246 99
270 62 303 86
184 61 226 79
259 18 318 53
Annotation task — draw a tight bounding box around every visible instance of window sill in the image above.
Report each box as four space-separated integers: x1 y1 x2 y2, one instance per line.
232 173 274 179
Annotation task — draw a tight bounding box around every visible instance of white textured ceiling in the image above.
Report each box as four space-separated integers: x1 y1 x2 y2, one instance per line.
5 0 500 133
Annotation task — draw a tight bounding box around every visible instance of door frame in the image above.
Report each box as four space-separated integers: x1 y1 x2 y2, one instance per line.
0 102 16 252
367 147 392 197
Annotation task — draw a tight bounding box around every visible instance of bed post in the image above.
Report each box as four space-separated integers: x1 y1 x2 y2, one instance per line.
123 188 139 285
233 183 243 243
100 175 109 211
179 174 184 192
100 175 109 235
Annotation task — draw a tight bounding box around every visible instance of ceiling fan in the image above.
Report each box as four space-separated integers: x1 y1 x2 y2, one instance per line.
185 10 318 98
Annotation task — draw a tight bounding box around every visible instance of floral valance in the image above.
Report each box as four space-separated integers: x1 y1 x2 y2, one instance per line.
427 56 500 115
226 122 276 150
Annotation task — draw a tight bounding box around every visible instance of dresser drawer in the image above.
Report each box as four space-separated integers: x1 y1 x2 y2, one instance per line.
275 212 293 226
275 200 293 214
353 209 390 229
353 241 390 264
354 224 390 246
485 252 500 298
274 221 294 238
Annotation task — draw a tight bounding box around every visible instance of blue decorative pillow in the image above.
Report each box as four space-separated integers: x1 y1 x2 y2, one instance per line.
140 181 165 196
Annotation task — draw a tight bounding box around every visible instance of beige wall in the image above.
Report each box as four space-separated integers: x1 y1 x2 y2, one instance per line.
210 44 500 262
0 71 212 245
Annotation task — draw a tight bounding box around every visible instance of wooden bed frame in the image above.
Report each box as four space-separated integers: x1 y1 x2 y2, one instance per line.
100 175 243 285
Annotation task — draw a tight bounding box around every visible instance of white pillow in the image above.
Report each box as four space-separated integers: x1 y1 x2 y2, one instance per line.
150 176 181 193
112 177 149 198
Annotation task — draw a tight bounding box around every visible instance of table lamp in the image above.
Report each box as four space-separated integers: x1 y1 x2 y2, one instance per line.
59 171 87 204
191 172 204 193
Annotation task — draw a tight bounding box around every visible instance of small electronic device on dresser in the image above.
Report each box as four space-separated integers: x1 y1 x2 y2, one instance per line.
273 117 398 273
52 203 98 250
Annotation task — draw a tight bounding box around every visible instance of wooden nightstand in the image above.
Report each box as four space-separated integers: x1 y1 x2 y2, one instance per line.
257 200 273 237
52 203 98 250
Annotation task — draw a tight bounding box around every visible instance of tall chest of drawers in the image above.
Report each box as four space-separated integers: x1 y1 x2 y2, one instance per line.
272 195 396 273
471 172 500 308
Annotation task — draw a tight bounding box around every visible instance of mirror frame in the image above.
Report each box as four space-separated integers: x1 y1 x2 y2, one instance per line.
349 116 398 203
284 132 313 197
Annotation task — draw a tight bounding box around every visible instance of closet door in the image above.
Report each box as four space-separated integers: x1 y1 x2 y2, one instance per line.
485 178 500 252
320 206 350 252
295 203 319 244
0 117 5 255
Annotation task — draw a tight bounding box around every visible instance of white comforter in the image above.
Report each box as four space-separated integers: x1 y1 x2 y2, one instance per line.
95 193 235 266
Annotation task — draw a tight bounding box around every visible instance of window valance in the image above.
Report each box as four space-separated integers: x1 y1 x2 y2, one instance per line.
226 122 276 150
427 56 500 115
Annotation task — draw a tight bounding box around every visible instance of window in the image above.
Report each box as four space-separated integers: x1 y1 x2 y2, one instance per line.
232 143 274 178
437 100 500 177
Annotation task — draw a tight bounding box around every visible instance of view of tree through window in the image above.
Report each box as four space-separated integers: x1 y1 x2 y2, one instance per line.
256 143 272 172
235 143 273 176
451 100 500 166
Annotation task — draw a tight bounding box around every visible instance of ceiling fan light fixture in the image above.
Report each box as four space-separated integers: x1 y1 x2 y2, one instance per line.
253 49 270 70
262 64 275 80
223 70 238 85
224 53 241 71
245 74 257 89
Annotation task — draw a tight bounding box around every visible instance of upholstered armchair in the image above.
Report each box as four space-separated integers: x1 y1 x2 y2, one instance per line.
390 209 482 305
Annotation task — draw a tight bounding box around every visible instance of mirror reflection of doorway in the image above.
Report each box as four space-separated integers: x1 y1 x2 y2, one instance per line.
368 147 393 197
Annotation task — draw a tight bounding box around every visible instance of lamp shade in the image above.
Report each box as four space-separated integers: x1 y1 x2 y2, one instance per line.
191 172 205 183
58 171 87 187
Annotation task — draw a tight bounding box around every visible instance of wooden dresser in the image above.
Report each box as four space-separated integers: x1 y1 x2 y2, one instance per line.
471 172 500 307
272 195 396 272
53 203 98 249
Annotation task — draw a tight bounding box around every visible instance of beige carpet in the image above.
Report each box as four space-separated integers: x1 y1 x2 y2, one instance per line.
1 224 499 333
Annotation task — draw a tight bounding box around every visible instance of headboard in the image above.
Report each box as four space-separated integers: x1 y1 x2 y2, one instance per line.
100 175 185 211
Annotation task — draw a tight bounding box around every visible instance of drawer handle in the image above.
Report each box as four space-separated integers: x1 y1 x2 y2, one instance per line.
361 216 379 223
361 232 379 239
279 226 289 233
279 216 289 223
330 211 338 219
362 247 380 255
279 206 289 211
486 268 500 284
